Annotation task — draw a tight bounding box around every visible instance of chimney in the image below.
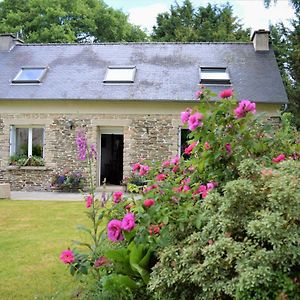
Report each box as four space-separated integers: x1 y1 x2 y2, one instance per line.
0 33 23 51
251 29 270 51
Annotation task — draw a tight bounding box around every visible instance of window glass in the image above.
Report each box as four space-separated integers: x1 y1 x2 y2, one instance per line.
32 128 44 157
16 128 28 156
12 68 47 83
104 66 136 83
200 67 230 84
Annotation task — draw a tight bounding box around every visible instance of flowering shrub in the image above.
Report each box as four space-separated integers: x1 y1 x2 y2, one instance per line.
51 169 84 192
61 88 300 299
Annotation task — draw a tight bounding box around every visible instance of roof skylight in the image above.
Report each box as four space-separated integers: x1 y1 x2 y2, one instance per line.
103 66 136 84
199 67 230 84
12 67 48 83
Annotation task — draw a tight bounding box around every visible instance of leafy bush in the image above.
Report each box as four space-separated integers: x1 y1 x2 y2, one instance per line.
51 169 85 192
9 154 45 166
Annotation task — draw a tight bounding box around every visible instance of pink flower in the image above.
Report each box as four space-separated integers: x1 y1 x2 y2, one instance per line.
139 165 150 176
156 173 167 181
162 160 170 168
234 100 256 119
60 249 75 264
86 195 93 208
89 144 97 160
144 198 155 207
181 108 192 124
204 142 210 150
184 141 197 155
113 191 123 203
171 155 180 165
172 165 179 173
143 184 158 193
121 213 136 232
76 131 87 161
107 220 124 242
94 256 109 268
225 143 232 155
219 89 233 99
183 185 190 192
272 154 285 163
195 185 208 198
195 90 203 99
188 112 203 131
132 163 141 172
182 177 191 185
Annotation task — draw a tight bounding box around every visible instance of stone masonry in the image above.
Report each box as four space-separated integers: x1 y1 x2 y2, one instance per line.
0 112 180 191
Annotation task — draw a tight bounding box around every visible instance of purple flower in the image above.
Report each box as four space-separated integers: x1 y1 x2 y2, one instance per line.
89 144 97 160
121 213 136 232
234 100 256 119
225 143 232 155
107 220 124 242
76 131 87 161
181 108 192 124
188 112 203 131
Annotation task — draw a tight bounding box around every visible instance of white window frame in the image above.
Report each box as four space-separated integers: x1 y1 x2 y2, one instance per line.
199 67 231 84
103 66 136 84
12 67 48 84
10 126 45 158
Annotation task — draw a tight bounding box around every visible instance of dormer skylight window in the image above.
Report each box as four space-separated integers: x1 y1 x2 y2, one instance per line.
199 67 230 84
103 66 136 84
12 67 48 83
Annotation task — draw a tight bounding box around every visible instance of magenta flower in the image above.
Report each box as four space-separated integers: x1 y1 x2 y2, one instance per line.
207 182 215 191
234 100 256 119
121 213 136 232
204 142 210 150
171 155 179 165
60 249 75 264
94 256 109 268
139 165 150 176
184 141 197 155
156 173 167 181
86 195 93 208
183 185 190 192
272 154 285 163
195 90 203 99
225 143 232 155
143 184 158 193
132 163 141 172
113 191 123 203
107 219 124 242
219 89 233 99
89 144 97 160
144 198 155 207
188 112 203 131
162 160 170 168
76 131 87 160
181 108 192 124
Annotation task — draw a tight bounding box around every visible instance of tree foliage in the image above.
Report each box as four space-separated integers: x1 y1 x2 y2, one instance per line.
0 0 148 43
152 0 250 42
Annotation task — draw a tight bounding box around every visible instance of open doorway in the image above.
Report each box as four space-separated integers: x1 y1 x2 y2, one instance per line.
100 133 124 185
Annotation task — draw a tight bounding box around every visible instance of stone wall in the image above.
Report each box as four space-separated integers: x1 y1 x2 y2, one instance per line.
0 112 180 191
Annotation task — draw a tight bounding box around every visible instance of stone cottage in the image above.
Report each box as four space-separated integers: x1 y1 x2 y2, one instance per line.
0 30 288 191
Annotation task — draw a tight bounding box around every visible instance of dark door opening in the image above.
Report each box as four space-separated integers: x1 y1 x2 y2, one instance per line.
100 134 124 185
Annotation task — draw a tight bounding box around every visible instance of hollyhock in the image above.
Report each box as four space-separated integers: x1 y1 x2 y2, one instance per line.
144 198 155 207
195 90 203 99
225 143 232 155
121 213 136 232
156 173 167 181
76 131 87 160
272 154 286 163
204 141 210 150
60 249 75 264
132 163 141 172
184 141 197 155
234 100 256 119
94 256 109 268
188 112 203 131
219 89 233 99
139 165 150 176
107 220 124 242
113 191 123 203
86 195 93 208
181 108 192 124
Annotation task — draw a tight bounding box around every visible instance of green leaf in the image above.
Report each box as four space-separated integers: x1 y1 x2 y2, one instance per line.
76 224 92 235
102 274 140 291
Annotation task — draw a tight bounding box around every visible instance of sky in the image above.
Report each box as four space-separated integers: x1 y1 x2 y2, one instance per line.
105 0 295 34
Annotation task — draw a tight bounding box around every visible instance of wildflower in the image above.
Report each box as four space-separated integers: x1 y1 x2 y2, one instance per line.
107 220 124 242
181 108 192 124
225 143 232 155
272 154 285 163
188 112 204 131
76 131 87 161
195 90 203 99
86 195 93 208
219 89 233 98
89 144 97 160
94 256 109 268
121 213 136 232
184 141 197 155
60 249 75 264
204 142 210 150
139 165 150 176
156 173 167 181
234 100 256 119
144 198 155 207
113 191 123 203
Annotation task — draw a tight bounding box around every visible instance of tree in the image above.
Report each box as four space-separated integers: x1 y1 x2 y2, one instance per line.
265 0 300 127
0 0 148 43
152 0 250 42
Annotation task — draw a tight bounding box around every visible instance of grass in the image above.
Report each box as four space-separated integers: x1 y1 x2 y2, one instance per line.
0 200 90 300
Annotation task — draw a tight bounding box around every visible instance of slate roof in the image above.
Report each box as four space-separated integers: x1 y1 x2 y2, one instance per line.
0 42 288 103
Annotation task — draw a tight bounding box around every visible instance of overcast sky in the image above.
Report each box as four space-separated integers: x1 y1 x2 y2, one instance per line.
105 0 295 34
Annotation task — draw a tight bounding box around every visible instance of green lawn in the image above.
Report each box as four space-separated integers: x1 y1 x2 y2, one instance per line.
0 200 89 300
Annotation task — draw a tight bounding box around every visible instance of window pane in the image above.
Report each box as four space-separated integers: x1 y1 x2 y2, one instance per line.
16 128 28 156
200 67 230 84
32 128 44 157
13 68 46 83
104 67 136 83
